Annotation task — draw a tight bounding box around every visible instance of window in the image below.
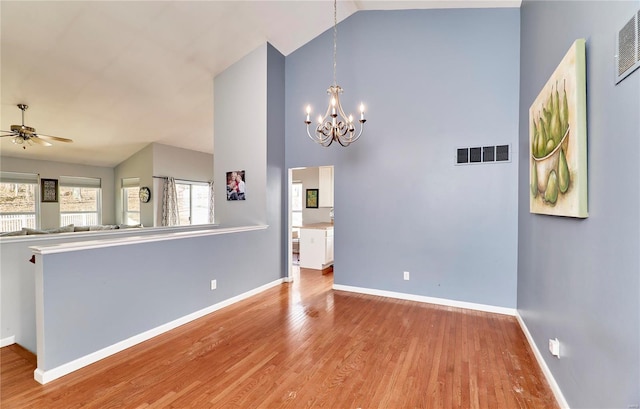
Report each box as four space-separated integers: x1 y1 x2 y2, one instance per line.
292 182 303 227
176 181 209 225
122 178 140 225
59 176 101 226
0 172 39 232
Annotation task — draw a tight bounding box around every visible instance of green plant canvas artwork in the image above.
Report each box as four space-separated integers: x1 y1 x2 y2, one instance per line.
530 39 588 218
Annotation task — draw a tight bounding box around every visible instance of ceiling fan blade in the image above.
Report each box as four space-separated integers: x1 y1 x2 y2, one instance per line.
1 130 17 134
30 137 53 147
35 133 73 143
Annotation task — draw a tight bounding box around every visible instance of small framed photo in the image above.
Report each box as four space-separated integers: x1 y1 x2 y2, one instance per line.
41 178 58 203
226 170 246 200
306 189 319 208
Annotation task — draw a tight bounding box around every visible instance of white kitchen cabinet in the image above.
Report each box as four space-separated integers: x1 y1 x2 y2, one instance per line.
325 233 334 264
299 226 334 270
318 166 334 207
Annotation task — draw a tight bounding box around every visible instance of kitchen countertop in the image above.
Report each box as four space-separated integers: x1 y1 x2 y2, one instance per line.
297 223 334 230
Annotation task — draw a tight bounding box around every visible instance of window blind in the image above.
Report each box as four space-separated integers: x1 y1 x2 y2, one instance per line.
0 171 39 184
59 176 101 188
122 177 140 188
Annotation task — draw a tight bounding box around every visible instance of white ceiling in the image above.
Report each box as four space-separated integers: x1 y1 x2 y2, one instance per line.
1 0 519 168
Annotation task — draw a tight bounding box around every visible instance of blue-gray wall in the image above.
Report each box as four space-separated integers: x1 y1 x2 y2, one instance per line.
214 45 268 226
2 227 200 353
35 42 286 372
38 229 279 370
518 1 640 408
267 43 287 279
286 8 521 308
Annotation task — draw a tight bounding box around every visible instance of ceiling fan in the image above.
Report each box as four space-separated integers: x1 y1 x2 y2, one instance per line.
1 104 73 149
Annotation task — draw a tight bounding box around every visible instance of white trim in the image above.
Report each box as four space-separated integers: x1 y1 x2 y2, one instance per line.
287 168 294 283
30 224 267 254
332 284 516 316
0 335 15 347
516 312 570 409
0 223 226 244
34 278 284 384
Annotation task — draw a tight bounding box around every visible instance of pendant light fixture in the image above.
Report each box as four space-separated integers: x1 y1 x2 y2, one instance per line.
304 0 366 147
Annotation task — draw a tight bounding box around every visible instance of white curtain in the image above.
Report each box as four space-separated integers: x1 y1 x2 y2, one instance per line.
208 180 215 224
162 177 178 226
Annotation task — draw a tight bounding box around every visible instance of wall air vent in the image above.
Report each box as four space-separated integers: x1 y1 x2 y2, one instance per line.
457 148 469 164
469 147 482 163
455 144 510 165
483 146 495 162
615 9 640 84
496 145 510 161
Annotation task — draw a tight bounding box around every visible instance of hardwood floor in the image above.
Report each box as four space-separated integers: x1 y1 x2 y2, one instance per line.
1 268 557 408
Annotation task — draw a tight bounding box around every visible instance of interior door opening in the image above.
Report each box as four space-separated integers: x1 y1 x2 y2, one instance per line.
287 166 334 284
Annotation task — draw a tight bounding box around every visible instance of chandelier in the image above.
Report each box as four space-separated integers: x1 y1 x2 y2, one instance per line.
304 0 366 147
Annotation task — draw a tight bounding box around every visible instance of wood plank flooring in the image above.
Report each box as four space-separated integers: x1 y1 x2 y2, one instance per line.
1 268 557 408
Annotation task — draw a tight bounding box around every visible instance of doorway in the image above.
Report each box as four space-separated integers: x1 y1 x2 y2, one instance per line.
287 166 334 284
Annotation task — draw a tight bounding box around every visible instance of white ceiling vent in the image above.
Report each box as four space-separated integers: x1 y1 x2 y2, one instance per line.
615 9 640 84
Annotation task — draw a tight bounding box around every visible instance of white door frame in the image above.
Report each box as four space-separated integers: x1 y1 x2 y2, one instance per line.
286 168 294 282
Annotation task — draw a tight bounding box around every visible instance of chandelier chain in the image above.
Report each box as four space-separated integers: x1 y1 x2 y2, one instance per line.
333 0 337 86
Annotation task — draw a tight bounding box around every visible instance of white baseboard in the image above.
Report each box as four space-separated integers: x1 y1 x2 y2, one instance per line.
516 312 569 409
332 284 516 316
34 278 284 385
1 335 15 347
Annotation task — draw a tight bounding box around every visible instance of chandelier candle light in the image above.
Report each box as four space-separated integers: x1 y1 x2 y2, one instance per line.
304 0 366 147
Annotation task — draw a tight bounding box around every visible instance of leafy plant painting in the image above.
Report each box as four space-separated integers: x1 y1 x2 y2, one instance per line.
529 39 588 218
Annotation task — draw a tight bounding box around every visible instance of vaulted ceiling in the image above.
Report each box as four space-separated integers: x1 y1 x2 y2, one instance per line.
0 0 519 167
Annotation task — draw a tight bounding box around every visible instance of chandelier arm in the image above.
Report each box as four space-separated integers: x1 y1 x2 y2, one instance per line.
324 136 334 147
335 99 352 127
305 126 316 142
337 137 353 147
336 137 349 147
349 122 365 143
338 124 364 147
336 122 349 138
319 127 334 147
308 123 323 140
307 124 332 147
323 122 337 146
322 103 333 122
321 123 334 140
309 122 334 146
337 129 356 146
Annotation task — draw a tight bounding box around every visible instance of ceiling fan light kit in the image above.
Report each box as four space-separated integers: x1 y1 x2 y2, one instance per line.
1 104 73 149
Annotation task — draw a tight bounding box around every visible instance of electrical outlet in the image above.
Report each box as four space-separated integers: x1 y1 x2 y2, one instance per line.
403 271 410 281
549 338 560 358
210 279 217 290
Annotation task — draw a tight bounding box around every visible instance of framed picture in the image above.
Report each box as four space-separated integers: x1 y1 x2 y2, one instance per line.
41 178 58 203
529 39 588 218
226 170 246 200
306 189 318 208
